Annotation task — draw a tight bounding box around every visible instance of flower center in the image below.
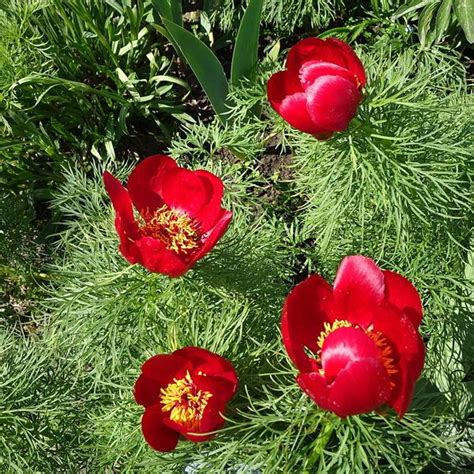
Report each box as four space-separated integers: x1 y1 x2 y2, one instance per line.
160 371 212 430
139 205 201 255
316 320 398 378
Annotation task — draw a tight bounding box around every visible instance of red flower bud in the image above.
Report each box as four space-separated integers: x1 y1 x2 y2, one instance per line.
281 256 425 418
267 38 366 139
134 347 238 452
103 155 232 277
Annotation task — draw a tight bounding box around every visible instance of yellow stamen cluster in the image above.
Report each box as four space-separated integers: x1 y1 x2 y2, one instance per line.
160 371 212 430
139 205 201 255
367 331 398 377
317 319 352 349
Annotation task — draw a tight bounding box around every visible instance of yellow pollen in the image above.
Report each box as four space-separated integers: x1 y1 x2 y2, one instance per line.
367 331 398 378
139 205 201 255
317 319 352 349
160 371 212 430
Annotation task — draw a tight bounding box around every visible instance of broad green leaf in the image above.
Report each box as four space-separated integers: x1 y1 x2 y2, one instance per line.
418 3 438 46
393 0 435 18
162 18 229 120
434 0 453 42
454 0 474 42
152 0 183 26
231 0 264 86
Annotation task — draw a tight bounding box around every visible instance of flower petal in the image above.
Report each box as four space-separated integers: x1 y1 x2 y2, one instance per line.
305 75 361 132
286 37 347 73
299 61 358 90
320 327 380 383
141 353 191 386
103 171 141 264
173 346 238 391
281 274 335 373
141 405 180 452
127 155 174 213
326 38 367 87
194 372 237 406
383 270 423 328
372 305 425 417
298 358 392 417
134 374 161 408
103 171 134 222
134 237 189 277
333 256 385 327
193 170 226 231
267 69 303 111
155 167 214 221
279 92 333 137
192 210 232 263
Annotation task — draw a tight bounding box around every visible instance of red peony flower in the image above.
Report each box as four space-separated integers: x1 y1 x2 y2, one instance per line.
267 37 366 139
103 155 232 277
281 256 425 418
134 347 238 452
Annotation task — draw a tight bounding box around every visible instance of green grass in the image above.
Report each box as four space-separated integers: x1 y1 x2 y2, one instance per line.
0 1 472 472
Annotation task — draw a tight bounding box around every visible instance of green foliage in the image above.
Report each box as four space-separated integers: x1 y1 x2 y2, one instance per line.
393 0 474 45
0 191 46 333
0 1 473 472
161 18 229 119
204 0 343 35
0 0 191 192
152 0 183 26
157 0 263 123
230 0 264 86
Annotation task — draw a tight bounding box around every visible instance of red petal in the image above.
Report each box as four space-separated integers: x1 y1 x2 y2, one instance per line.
141 353 191 386
383 270 423 328
279 92 333 137
286 38 347 73
103 171 141 264
141 405 180 452
192 210 232 263
299 61 358 90
193 170 226 231
320 327 380 382
155 167 213 220
134 374 161 408
333 256 385 327
326 38 367 87
328 358 392 417
267 70 303 111
133 237 189 277
281 274 335 372
298 358 392 417
194 373 237 405
372 305 425 417
103 171 134 222
127 155 175 213
297 372 332 412
305 75 361 132
192 394 227 439
173 347 238 391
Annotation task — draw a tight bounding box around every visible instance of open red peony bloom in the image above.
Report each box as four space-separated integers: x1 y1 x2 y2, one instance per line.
267 37 366 139
281 256 425 418
103 155 232 277
134 347 238 452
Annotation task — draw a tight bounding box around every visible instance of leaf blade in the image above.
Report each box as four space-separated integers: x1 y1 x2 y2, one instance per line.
161 18 229 120
454 0 474 42
231 0 264 86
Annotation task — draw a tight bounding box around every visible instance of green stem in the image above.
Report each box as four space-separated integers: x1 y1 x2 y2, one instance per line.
304 415 339 473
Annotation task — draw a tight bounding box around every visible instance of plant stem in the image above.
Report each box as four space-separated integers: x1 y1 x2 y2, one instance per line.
304 415 339 473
